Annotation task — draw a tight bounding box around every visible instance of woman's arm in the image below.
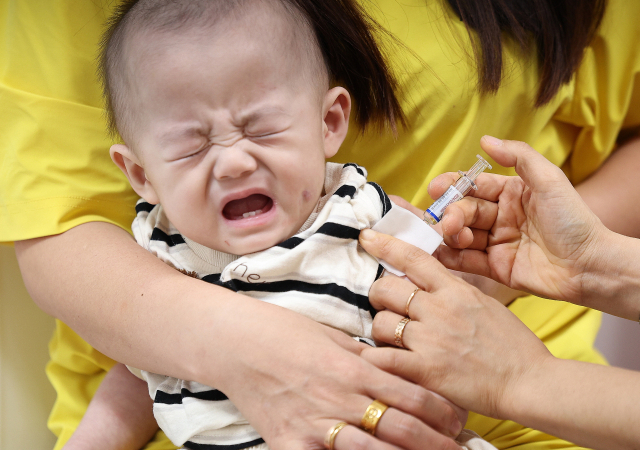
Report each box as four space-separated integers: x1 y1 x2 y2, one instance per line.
358 229 640 450
508 356 640 450
15 222 462 450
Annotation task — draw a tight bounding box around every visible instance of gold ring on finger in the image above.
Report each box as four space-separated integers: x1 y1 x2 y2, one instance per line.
405 287 420 317
394 317 411 348
324 421 348 450
361 399 388 435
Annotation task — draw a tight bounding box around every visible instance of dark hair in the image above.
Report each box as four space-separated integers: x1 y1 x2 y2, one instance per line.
446 0 607 106
98 0 405 139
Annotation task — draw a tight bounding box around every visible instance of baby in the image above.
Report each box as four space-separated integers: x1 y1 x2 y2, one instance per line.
64 0 492 449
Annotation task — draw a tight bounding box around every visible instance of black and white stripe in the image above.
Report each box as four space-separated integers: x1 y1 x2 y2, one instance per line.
184 438 266 450
131 163 388 450
367 182 392 217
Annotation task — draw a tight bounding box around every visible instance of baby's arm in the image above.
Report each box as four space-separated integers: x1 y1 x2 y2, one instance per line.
63 363 158 450
576 135 640 238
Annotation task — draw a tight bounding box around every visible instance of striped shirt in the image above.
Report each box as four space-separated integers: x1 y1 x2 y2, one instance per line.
130 162 390 450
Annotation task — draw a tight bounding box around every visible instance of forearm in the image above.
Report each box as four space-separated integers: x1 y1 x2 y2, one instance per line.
15 222 272 388
506 356 640 450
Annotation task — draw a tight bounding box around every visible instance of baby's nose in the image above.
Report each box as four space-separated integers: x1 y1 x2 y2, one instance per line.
213 145 258 180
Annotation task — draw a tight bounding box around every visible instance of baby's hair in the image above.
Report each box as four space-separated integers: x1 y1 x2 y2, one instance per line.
98 0 406 141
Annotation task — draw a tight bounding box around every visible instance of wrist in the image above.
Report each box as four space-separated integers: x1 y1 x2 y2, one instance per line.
580 226 640 319
500 353 558 425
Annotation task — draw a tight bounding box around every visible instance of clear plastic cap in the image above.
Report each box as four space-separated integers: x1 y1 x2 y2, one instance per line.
455 154 492 193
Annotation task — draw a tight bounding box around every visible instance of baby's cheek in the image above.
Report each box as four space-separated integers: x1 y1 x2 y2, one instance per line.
302 189 312 202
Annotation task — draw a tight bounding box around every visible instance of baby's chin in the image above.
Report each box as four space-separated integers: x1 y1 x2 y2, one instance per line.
203 229 297 256
223 240 278 256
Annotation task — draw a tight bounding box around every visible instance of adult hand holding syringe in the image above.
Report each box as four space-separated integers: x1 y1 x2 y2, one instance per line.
429 137 617 312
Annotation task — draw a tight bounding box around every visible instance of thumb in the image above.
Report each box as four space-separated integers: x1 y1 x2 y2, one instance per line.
479 136 569 192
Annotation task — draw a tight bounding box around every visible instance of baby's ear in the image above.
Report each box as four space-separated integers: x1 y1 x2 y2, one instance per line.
110 144 160 204
322 87 351 158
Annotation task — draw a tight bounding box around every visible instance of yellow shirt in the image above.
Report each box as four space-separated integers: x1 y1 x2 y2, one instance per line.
1 0 639 449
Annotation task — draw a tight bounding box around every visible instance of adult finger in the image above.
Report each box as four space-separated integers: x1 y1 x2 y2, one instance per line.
443 227 489 251
427 172 460 199
372 309 417 347
480 136 569 192
326 326 463 440
441 198 499 234
325 421 402 450
360 347 426 391
327 416 460 450
319 374 461 447
441 226 475 250
368 276 430 320
374 406 461 450
359 229 455 291
435 246 493 279
439 199 495 250
364 368 462 439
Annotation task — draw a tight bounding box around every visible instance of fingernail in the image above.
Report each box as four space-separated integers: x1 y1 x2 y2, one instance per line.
482 135 503 147
360 228 377 241
450 420 463 438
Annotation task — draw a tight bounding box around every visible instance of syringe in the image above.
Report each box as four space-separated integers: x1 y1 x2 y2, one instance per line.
424 155 492 225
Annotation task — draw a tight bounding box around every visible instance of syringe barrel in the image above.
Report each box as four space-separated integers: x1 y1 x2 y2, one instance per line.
423 154 492 224
452 171 475 196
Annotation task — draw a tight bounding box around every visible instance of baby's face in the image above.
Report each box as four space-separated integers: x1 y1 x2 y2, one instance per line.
121 16 347 254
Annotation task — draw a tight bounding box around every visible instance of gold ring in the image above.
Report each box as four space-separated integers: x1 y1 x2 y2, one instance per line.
361 399 388 435
324 421 348 450
395 317 411 348
405 288 420 316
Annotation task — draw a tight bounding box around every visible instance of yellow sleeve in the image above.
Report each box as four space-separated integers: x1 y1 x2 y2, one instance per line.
553 0 640 183
0 2 173 448
0 1 139 244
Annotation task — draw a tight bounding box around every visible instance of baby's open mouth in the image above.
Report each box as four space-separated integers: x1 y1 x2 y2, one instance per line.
222 194 273 220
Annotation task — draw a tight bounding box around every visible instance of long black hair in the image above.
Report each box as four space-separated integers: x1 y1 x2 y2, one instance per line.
446 0 607 106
